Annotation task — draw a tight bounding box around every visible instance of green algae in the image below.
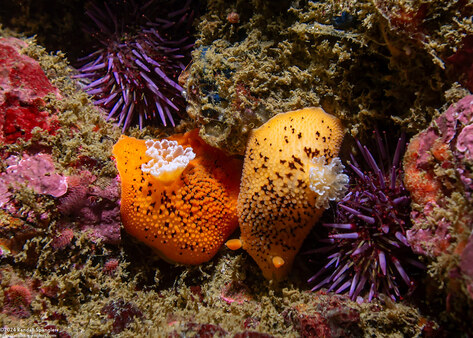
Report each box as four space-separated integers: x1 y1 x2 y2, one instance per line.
420 191 473 331
186 0 473 154
0 8 455 338
1 246 433 337
24 50 121 178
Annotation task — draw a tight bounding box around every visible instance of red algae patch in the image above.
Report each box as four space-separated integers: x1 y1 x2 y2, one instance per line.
0 37 60 144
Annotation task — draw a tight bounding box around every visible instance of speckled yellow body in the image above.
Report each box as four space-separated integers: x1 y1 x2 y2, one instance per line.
113 130 242 265
237 107 344 280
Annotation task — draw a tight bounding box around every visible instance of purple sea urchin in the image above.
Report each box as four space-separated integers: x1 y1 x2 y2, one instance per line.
76 0 194 130
307 131 423 302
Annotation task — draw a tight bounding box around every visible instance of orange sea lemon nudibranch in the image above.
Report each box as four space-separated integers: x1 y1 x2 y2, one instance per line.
112 129 242 265
228 107 348 281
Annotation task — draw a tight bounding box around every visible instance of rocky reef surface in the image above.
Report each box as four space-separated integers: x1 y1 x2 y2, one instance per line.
0 0 472 336
186 0 472 155
403 94 473 331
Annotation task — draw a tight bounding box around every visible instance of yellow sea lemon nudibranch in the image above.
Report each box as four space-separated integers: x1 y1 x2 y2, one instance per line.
113 129 242 265
231 107 348 281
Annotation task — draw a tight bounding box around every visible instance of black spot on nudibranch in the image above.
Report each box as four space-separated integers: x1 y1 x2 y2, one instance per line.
292 155 303 165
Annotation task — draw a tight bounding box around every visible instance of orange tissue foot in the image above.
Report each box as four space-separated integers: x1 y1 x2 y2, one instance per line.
112 129 242 265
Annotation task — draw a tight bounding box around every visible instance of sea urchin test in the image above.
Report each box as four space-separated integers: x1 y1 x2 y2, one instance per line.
227 107 348 281
113 130 242 265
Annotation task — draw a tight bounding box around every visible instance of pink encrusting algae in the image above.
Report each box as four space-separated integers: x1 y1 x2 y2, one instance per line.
403 95 473 257
0 153 68 207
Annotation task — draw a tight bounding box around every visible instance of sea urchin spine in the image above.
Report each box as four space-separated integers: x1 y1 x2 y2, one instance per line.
76 0 194 130
307 131 423 302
